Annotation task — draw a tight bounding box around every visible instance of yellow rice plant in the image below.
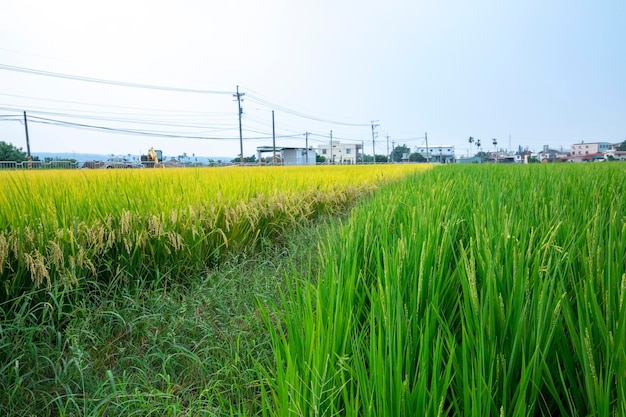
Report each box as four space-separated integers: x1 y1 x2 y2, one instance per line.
0 165 429 302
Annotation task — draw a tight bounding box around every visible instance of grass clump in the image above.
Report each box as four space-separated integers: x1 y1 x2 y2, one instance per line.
0 222 321 416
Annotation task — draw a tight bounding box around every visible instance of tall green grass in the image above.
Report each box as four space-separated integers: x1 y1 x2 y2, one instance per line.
263 163 626 416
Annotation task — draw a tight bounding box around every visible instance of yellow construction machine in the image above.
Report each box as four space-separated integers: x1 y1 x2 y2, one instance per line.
140 147 164 168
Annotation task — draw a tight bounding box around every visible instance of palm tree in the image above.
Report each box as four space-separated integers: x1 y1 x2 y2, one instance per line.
468 136 474 157
476 139 482 163
492 138 498 163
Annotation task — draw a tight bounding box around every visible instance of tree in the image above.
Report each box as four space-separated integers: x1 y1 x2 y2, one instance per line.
231 154 257 164
0 141 28 162
316 154 326 163
390 144 411 162
618 140 626 151
409 152 426 162
476 151 489 162
232 154 257 163
375 154 388 163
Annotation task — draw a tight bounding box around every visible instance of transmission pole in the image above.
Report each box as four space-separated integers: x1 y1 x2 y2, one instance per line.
361 141 364 164
305 132 309 165
425 132 429 163
371 121 379 164
272 110 276 165
386 135 390 163
23 111 32 169
234 86 245 165
329 130 333 164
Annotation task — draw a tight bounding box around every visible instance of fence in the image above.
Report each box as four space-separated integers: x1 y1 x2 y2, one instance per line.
0 160 80 170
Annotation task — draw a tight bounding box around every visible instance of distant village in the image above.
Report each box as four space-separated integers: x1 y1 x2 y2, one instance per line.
309 140 626 165
1 139 626 170
455 141 626 164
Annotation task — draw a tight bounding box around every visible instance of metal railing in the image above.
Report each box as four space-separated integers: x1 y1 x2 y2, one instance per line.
0 160 80 170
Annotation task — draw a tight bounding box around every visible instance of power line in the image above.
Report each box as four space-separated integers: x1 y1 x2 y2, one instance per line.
0 106 235 131
0 64 233 95
0 65 382 153
0 67 372 128
24 115 300 142
307 132 364 142
0 93 229 116
26 115 240 140
244 92 370 127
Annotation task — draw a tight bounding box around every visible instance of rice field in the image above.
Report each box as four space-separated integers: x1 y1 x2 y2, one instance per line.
0 165 427 303
2 162 625 416
262 163 626 416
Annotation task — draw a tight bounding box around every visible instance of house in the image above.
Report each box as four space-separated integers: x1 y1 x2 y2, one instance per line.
490 153 518 163
570 141 611 156
569 152 605 162
316 141 363 164
538 145 568 162
456 156 482 164
604 150 626 161
414 145 455 163
256 146 316 165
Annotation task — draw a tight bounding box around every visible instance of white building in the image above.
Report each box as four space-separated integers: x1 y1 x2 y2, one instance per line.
256 146 316 165
538 145 568 162
570 142 611 156
317 141 363 164
414 145 455 163
604 150 626 161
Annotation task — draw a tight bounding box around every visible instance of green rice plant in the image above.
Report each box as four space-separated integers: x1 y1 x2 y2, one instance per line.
262 163 626 416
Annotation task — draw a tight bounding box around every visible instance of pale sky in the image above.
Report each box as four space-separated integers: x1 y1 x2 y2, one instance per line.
1 0 624 159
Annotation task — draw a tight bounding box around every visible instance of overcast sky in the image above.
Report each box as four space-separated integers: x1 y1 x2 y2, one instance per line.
1 0 624 159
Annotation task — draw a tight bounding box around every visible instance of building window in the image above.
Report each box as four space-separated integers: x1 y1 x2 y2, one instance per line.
322 149 327 155
346 149 351 154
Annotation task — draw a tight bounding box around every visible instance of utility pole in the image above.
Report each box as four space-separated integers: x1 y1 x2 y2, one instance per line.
329 130 333 164
272 110 276 165
305 132 309 165
425 132 429 163
361 141 364 164
234 86 245 166
493 138 498 164
386 135 390 163
371 120 379 164
23 111 32 169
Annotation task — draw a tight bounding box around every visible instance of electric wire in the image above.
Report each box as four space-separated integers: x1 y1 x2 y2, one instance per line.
0 93 228 116
0 64 233 95
23 115 303 142
26 115 240 140
244 93 370 127
0 106 237 132
0 65 390 153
